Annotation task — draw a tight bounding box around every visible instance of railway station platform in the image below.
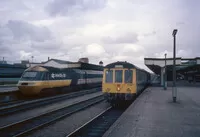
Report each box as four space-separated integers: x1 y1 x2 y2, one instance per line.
0 86 19 103
0 86 18 93
103 87 200 137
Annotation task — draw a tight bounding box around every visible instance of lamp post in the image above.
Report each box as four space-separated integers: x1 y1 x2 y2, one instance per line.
172 29 178 102
31 56 34 63
164 53 167 90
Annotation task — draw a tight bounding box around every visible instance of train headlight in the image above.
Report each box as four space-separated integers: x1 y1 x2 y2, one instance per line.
117 84 120 91
19 82 36 86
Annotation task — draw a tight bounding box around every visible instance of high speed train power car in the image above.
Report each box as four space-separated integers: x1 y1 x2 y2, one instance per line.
102 61 150 105
18 62 103 96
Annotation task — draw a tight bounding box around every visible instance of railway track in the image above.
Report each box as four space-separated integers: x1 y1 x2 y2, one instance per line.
66 88 146 137
67 106 126 137
0 100 25 107
0 94 104 137
0 87 101 116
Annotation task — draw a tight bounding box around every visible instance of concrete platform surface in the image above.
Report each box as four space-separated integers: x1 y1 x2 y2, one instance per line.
0 86 18 93
103 87 200 137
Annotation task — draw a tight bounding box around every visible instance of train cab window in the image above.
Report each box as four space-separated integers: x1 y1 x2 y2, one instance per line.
125 70 133 83
115 70 123 83
21 71 40 80
105 70 113 83
23 71 37 78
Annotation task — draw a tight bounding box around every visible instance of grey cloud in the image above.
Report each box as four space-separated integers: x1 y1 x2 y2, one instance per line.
0 20 61 61
143 31 156 37
0 44 11 54
31 39 62 52
46 0 107 16
102 33 138 44
6 20 52 42
176 22 185 26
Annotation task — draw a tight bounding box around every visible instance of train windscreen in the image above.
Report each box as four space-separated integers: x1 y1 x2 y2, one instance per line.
20 71 47 81
125 70 133 83
115 70 123 83
105 70 113 83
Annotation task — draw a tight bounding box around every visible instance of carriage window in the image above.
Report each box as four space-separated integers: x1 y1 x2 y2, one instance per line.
105 70 113 83
115 70 123 83
125 70 133 83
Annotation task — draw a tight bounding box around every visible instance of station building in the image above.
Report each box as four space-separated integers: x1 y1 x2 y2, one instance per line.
144 57 200 86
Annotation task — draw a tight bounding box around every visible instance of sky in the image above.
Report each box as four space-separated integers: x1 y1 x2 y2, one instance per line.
0 0 200 71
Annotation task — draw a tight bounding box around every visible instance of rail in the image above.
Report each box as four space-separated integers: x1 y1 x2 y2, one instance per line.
0 95 104 137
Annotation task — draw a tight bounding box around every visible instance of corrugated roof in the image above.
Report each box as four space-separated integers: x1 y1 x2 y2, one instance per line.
50 59 74 64
42 58 103 70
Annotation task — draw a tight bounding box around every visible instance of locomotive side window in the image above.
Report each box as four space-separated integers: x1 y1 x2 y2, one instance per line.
115 70 123 83
125 70 133 83
105 70 113 83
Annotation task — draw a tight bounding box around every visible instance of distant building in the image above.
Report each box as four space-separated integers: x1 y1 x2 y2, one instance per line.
0 60 7 64
144 57 200 85
42 59 80 68
78 57 89 63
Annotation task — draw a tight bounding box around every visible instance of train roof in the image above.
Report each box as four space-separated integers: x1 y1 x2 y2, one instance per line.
26 64 103 72
105 61 149 73
105 61 137 69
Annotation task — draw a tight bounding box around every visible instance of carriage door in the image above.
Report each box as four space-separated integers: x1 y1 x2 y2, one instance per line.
115 70 123 92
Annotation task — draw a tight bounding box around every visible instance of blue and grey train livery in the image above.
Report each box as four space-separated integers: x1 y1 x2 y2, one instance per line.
18 65 103 96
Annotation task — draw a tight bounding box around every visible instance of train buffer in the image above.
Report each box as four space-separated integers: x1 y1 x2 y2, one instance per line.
103 87 200 137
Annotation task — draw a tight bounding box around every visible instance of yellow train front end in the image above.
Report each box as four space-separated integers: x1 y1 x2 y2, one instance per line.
17 66 72 96
103 67 137 103
18 80 72 96
18 81 49 95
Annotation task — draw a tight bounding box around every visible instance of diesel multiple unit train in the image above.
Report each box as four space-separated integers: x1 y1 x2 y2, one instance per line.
18 63 103 96
102 61 150 104
18 60 151 101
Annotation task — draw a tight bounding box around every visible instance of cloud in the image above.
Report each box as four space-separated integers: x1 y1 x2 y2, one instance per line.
46 0 107 16
31 39 62 52
0 20 61 61
1 0 200 72
6 20 52 42
19 50 32 60
102 32 138 44
143 31 156 37
122 44 144 56
85 43 105 56
176 22 185 26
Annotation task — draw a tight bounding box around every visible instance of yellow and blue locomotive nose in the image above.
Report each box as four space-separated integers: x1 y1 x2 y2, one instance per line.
17 81 43 95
